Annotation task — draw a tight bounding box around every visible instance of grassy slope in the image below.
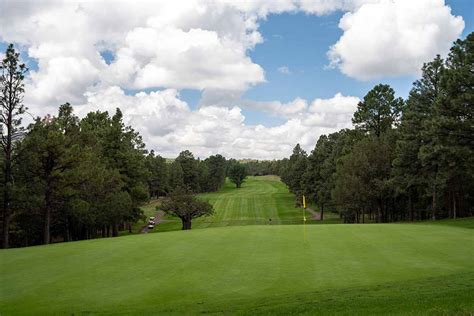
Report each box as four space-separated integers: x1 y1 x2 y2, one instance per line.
1 221 473 315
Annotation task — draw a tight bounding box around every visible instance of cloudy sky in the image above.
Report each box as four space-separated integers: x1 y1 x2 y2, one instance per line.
0 0 472 159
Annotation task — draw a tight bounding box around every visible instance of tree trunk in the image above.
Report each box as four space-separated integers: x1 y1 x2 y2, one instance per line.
112 224 118 237
431 185 437 220
44 207 51 244
377 199 383 223
181 218 192 230
2 210 11 248
453 194 457 220
43 181 54 244
2 154 12 249
64 223 70 242
320 204 324 221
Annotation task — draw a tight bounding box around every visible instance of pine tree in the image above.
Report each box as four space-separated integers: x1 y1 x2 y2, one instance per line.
0 44 28 248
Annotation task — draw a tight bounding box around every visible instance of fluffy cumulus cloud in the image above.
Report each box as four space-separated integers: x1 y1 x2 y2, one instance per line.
0 0 268 108
328 0 465 80
0 0 465 158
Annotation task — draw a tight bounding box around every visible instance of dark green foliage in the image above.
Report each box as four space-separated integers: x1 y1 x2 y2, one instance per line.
175 150 200 192
333 134 395 223
168 160 184 189
6 101 153 246
243 160 283 176
228 162 247 188
160 187 214 230
145 151 169 197
203 154 227 191
281 144 307 204
352 84 404 137
302 129 361 219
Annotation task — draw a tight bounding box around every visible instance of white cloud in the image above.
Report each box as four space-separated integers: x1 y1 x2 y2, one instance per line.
243 98 308 118
309 92 360 114
278 66 292 75
297 0 376 15
75 88 358 159
106 26 264 91
327 0 464 80
0 0 269 108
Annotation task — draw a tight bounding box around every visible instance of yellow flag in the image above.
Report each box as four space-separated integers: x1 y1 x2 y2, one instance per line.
302 195 306 209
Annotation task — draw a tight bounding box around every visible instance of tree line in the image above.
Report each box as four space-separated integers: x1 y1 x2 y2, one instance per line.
0 44 249 248
280 33 473 223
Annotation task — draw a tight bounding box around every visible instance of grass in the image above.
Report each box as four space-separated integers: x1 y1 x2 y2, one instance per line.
146 176 340 233
1 176 473 315
1 221 473 315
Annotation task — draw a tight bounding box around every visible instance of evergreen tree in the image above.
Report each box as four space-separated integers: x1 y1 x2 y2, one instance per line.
204 154 226 191
352 84 404 137
0 44 27 248
176 150 200 192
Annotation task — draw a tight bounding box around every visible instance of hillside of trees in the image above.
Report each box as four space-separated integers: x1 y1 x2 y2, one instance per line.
280 33 473 223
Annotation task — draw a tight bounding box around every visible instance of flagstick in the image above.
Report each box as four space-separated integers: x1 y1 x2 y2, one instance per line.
303 195 307 243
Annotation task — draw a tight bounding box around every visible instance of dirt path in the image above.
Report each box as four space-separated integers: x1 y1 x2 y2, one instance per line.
140 210 165 233
305 207 321 221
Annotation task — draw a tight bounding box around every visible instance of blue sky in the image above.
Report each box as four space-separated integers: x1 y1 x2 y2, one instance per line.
0 0 472 158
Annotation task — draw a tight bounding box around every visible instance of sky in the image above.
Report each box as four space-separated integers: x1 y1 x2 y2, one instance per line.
0 0 472 159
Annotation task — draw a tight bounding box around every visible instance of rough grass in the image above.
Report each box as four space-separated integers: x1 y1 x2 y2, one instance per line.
1 221 473 315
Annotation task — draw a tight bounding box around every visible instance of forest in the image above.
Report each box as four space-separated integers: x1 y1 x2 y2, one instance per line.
279 33 473 223
1 33 472 248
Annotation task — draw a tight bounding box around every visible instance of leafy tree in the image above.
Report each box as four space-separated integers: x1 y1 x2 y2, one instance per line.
352 84 404 137
228 163 247 188
0 44 27 248
160 187 214 230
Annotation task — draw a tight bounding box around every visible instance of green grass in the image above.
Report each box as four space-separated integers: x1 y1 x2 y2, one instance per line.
1 221 473 315
149 176 339 233
1 176 473 315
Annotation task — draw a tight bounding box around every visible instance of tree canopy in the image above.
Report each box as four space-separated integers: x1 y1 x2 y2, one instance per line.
160 187 214 230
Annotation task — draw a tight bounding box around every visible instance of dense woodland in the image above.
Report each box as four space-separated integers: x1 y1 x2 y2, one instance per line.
280 34 474 223
1 33 472 248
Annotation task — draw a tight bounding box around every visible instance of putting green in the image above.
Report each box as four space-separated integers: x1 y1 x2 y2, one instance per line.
1 221 473 315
